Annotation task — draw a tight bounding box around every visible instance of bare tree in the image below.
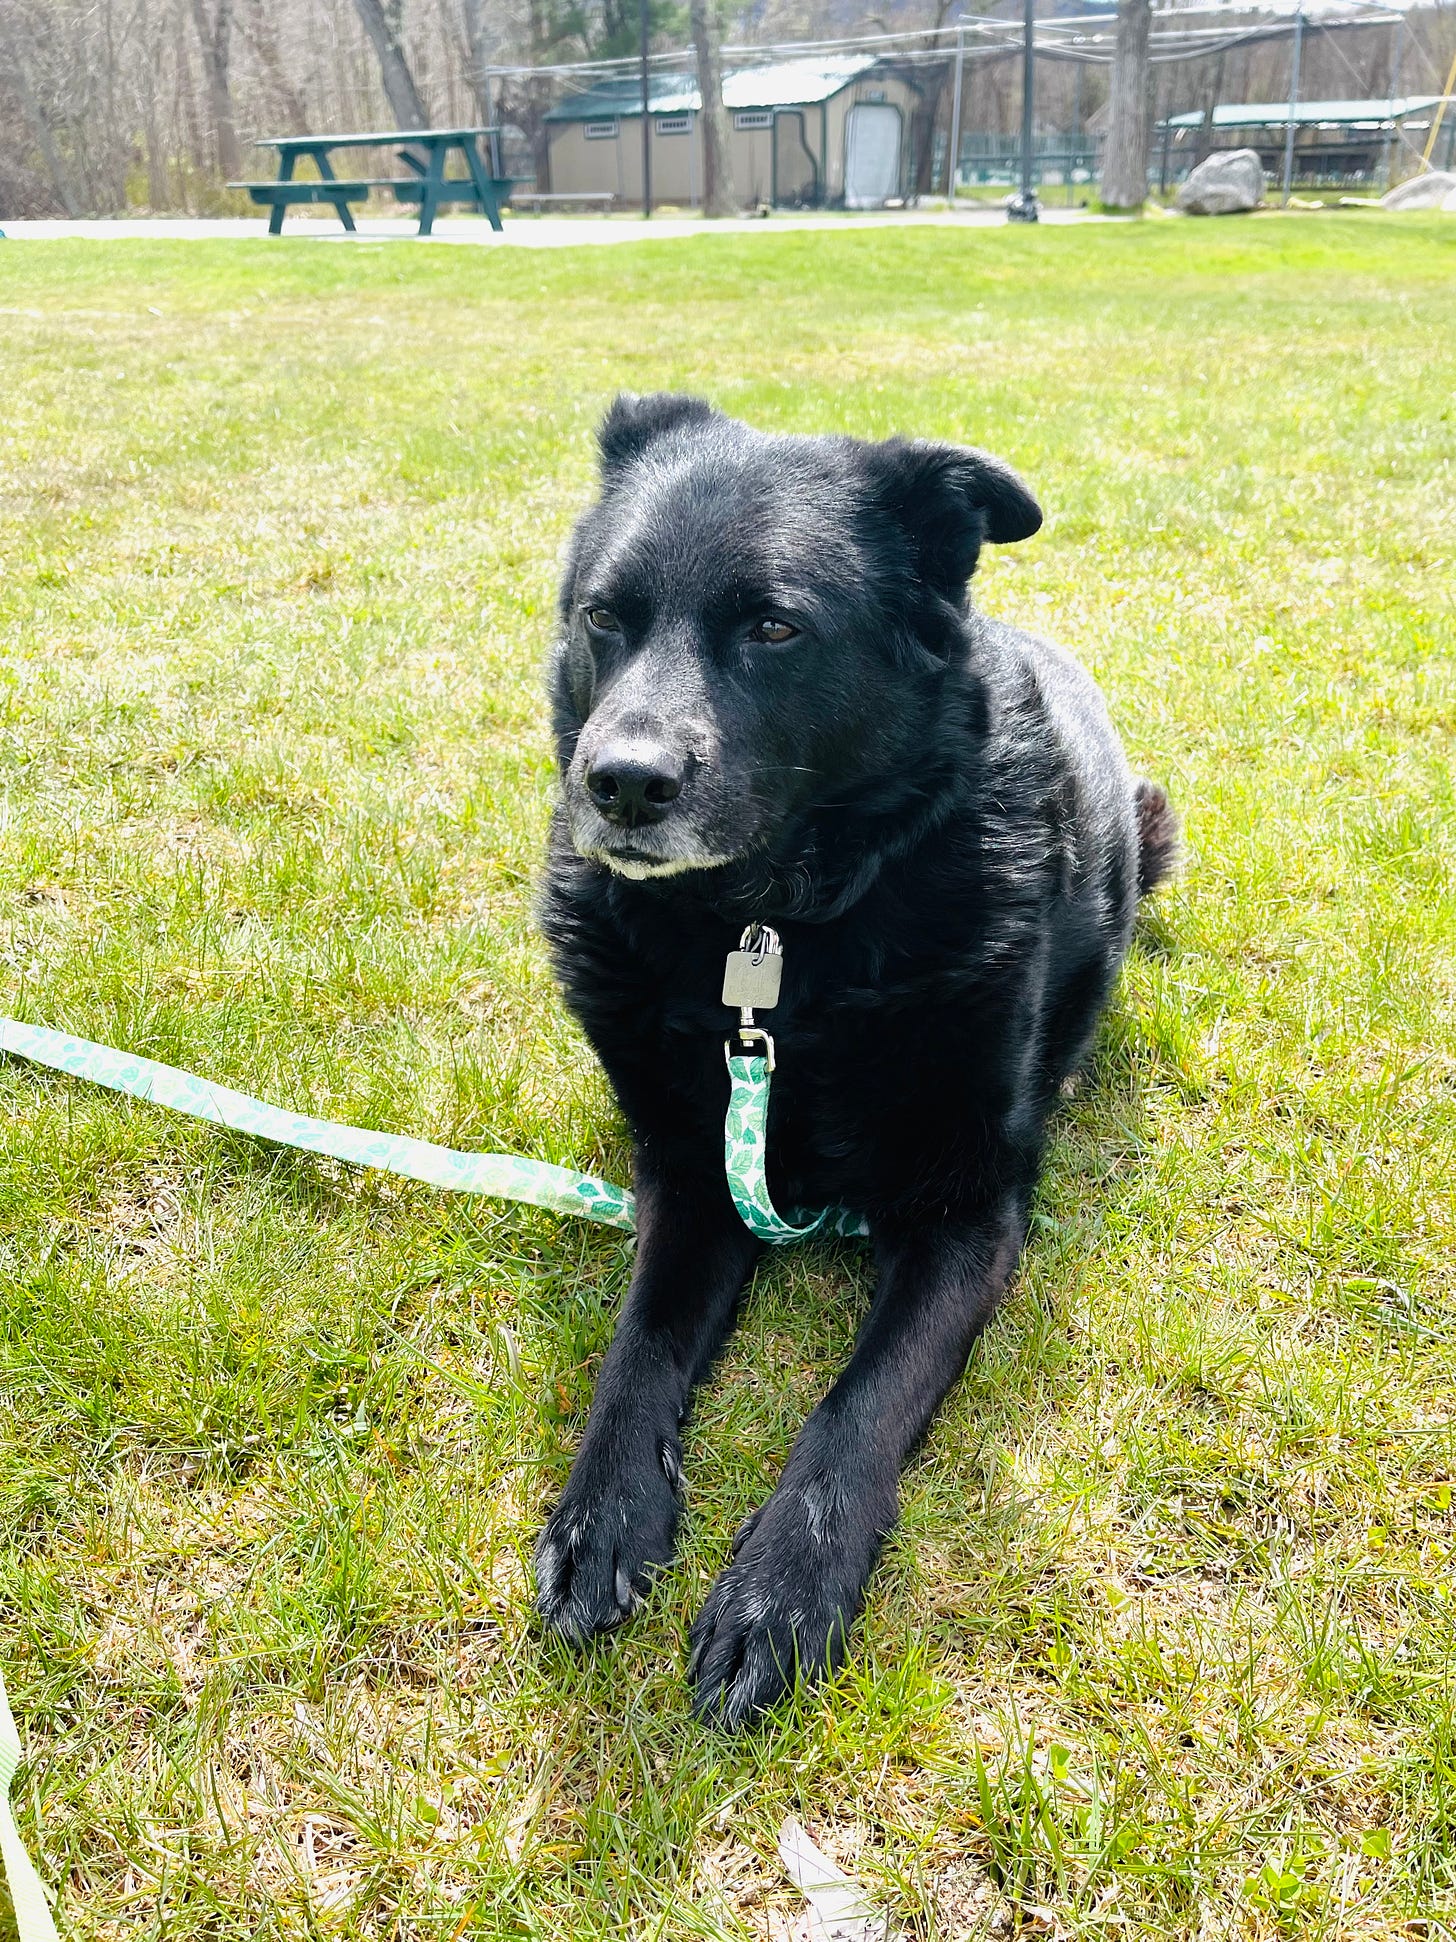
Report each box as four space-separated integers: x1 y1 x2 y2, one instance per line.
0 0 1450 221
910 0 956 196
237 0 309 132
189 0 242 175
351 0 428 125
2 19 83 213
1101 0 1150 210
689 0 736 214
139 3 173 205
1192 49 1225 167
459 0 494 122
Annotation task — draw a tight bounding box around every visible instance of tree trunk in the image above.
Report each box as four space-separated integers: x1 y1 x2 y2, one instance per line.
143 91 171 207
351 0 429 128
461 0 493 124
238 0 310 134
913 61 951 197
188 0 242 178
1101 0 1151 210
1193 51 1225 167
5 27 84 215
173 0 204 200
689 0 736 216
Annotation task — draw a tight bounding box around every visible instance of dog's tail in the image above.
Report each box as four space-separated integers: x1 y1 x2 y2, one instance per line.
1133 777 1179 896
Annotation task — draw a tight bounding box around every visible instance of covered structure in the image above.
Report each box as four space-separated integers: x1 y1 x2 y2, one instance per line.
541 56 921 209
1159 97 1449 186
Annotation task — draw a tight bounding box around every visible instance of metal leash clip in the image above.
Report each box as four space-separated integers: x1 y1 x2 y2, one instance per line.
722 922 782 1070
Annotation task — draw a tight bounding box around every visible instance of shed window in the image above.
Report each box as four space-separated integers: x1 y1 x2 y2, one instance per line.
656 115 691 135
734 111 773 131
584 120 619 140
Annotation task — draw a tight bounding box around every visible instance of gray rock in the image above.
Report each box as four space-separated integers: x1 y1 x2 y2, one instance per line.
1175 148 1266 216
1381 169 1456 211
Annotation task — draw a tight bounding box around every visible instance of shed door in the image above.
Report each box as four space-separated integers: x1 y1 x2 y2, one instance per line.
844 104 901 207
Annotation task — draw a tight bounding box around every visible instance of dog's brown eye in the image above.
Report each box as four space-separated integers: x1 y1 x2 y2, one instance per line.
750 618 798 645
583 605 619 634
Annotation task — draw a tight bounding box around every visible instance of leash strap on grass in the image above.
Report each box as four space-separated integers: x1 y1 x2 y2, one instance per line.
0 1024 860 1926
0 1669 59 1942
0 1018 637 1233
724 1054 868 1245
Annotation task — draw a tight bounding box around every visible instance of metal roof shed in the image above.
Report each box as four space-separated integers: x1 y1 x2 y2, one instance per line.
1164 96 1443 131
542 57 922 209
1159 96 1449 184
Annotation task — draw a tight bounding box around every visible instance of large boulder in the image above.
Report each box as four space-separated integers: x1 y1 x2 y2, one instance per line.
1176 148 1266 216
1381 169 1456 211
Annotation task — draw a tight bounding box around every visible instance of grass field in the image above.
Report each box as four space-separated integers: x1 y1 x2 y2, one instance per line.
0 215 1453 1940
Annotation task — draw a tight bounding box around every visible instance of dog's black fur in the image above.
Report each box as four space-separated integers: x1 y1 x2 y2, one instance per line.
535 394 1176 1728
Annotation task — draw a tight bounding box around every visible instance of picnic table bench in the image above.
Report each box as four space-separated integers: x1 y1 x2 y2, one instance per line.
232 127 511 236
509 190 616 211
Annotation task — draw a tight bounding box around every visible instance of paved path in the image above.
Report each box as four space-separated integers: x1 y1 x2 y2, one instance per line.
1 207 1125 247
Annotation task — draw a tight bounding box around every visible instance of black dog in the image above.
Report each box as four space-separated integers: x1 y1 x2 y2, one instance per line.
534 394 1175 1728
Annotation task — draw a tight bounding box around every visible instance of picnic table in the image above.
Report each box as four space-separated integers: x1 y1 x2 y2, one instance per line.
232 127 511 236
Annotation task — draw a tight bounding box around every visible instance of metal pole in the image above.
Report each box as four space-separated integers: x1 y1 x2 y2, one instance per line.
1383 11 1404 191
640 0 652 218
1072 57 1083 203
1008 0 1038 220
947 17 966 206
1280 0 1304 208
1020 0 1035 202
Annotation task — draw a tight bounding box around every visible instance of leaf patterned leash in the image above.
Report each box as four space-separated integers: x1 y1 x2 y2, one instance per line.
0 1017 637 1231
720 925 868 1245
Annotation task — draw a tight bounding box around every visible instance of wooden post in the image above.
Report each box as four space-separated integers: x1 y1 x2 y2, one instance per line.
1420 47 1456 170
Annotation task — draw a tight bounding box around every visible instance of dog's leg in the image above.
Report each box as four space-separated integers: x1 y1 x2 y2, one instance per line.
535 1163 761 1643
689 1199 1024 1728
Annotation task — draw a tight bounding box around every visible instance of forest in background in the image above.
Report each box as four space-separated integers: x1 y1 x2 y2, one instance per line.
0 0 1452 217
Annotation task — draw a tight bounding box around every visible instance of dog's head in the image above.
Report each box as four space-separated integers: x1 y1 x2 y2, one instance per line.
551 394 1041 883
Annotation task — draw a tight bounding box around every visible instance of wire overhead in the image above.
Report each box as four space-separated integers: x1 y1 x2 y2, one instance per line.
491 0 1405 90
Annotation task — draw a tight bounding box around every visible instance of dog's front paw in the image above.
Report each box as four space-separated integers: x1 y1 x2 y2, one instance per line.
534 1434 683 1644
687 1475 883 1729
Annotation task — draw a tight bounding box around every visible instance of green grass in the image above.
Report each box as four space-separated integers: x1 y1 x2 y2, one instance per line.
0 215 1453 1940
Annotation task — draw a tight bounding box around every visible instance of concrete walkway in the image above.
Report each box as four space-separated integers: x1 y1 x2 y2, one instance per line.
1 206 1124 247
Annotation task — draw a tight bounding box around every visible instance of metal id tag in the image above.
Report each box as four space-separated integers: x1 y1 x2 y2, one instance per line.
722 925 783 1011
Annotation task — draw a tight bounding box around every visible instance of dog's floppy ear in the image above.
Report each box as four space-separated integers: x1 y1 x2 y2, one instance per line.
869 438 1042 595
597 392 718 475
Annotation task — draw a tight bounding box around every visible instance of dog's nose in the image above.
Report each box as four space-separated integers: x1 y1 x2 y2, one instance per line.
584 741 687 827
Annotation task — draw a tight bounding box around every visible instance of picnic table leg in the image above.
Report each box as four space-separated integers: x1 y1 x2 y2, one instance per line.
463 138 504 233
314 148 358 233
269 150 297 235
417 142 446 236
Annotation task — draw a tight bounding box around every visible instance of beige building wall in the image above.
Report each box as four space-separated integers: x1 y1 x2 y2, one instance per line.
544 73 920 207
545 121 690 203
